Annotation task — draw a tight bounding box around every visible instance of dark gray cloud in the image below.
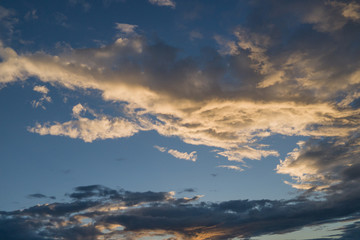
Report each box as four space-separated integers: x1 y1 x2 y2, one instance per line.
180 188 196 193
27 193 56 200
1 184 360 240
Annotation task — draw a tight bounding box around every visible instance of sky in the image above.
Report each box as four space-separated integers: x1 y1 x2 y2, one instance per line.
0 0 360 239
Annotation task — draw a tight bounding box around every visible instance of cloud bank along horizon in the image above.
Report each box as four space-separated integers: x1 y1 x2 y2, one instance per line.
1 0 360 239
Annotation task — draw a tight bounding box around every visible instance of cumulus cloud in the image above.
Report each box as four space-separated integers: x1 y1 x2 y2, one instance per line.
155 145 197 162
148 0 175 8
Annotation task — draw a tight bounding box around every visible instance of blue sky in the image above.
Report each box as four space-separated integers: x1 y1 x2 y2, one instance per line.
1 0 360 239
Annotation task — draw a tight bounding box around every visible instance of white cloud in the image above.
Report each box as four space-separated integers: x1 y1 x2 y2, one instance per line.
154 146 197 161
1 26 359 164
28 104 140 142
32 85 51 109
33 85 49 94
154 145 166 152
168 149 197 162
72 103 86 118
217 165 244 171
148 0 175 8
115 23 138 34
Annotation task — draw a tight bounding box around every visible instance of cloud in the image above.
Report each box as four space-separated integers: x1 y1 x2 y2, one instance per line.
54 12 68 27
28 104 141 142
155 145 197 161
0 0 359 166
31 85 51 109
302 1 360 32
214 35 239 55
69 0 91 12
1 31 359 163
115 23 138 34
154 145 166 152
148 0 176 8
1 185 360 239
217 165 244 171
168 149 197 162
33 85 49 94
189 30 203 41
27 193 56 200
277 132 360 192
0 5 18 39
24 9 38 21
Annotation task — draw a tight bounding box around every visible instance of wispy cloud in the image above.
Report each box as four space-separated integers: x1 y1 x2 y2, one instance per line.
27 193 56 200
24 10 38 21
148 0 176 8
115 23 137 34
168 149 197 162
217 165 244 171
154 145 166 152
31 85 51 109
155 145 197 162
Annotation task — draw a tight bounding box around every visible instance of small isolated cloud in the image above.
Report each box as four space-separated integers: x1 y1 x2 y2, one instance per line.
27 193 56 200
154 145 166 152
155 145 197 162
217 165 244 171
24 10 38 21
54 12 68 27
115 23 137 34
32 85 51 109
148 0 175 8
33 85 49 94
179 188 196 194
189 30 203 41
69 0 91 12
168 149 197 162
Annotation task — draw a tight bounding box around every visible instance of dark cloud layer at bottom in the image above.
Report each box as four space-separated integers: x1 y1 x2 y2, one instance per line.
1 184 360 240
